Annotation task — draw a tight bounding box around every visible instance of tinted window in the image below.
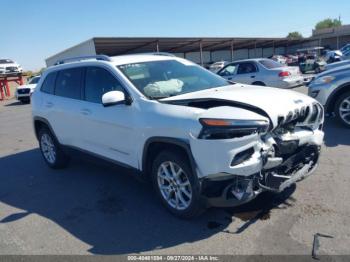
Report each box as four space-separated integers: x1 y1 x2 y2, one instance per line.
259 59 284 69
29 76 41 84
0 59 14 64
55 68 83 99
85 67 124 103
237 63 257 74
41 72 57 94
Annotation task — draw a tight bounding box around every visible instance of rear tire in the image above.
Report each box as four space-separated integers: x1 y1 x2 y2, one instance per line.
335 91 350 128
38 127 70 169
151 150 205 219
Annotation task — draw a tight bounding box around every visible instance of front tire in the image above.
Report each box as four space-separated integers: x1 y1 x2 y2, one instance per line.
151 150 205 219
38 127 70 169
335 91 350 128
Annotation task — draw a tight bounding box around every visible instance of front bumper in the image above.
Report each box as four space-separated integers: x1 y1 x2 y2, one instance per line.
191 129 324 207
15 89 32 100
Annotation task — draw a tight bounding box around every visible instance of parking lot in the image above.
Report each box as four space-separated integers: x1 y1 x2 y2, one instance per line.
0 86 350 255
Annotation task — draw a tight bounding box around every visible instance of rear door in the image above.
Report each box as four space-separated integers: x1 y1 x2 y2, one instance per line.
49 67 85 147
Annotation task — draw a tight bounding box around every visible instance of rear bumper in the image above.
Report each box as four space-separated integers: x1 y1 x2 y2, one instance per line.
279 76 305 88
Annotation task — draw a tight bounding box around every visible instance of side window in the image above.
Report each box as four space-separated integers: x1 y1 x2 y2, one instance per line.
55 68 83 99
219 64 237 76
237 63 257 74
84 67 124 104
41 72 57 94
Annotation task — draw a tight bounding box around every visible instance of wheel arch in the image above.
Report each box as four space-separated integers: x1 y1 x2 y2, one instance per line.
33 117 58 142
252 81 266 86
325 83 350 114
142 137 197 178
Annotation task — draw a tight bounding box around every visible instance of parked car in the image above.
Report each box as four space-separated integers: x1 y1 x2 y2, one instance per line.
217 58 304 88
269 55 287 65
299 54 326 74
308 65 350 127
32 54 324 218
325 60 350 71
285 55 298 66
15 75 41 103
0 59 23 75
325 50 343 63
209 61 229 72
340 43 350 54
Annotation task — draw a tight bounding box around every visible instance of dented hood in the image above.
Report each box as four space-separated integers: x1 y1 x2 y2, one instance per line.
160 84 316 127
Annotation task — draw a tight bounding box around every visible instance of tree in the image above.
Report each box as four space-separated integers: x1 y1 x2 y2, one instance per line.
315 18 342 30
287 31 303 39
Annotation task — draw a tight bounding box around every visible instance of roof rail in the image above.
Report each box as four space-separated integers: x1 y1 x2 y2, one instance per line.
54 55 112 65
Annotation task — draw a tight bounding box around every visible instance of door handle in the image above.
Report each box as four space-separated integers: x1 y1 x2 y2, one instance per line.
45 102 54 108
80 109 92 116
250 75 255 78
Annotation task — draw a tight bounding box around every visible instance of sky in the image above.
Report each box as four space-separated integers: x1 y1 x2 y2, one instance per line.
1 0 350 71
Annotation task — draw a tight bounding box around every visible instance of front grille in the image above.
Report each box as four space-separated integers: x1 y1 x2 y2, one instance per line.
18 88 30 94
6 66 18 71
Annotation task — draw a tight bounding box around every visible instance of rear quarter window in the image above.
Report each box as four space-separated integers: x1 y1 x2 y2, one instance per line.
40 72 57 94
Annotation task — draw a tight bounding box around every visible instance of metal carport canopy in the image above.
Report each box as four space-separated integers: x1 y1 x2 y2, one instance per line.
92 37 306 56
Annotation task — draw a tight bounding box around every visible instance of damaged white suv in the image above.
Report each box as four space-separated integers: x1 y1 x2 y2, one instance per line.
31 54 324 218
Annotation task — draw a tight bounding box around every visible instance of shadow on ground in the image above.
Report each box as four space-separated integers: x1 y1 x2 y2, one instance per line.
323 117 350 147
3 101 26 107
0 149 296 254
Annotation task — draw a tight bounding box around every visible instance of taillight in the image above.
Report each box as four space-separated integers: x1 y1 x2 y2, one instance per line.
279 71 291 77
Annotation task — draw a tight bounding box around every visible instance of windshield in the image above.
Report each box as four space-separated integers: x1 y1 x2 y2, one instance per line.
259 59 284 69
117 60 230 99
0 59 14 64
29 76 40 84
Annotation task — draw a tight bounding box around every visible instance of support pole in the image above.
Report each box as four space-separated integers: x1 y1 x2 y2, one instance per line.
337 36 340 49
4 79 10 97
0 83 4 100
199 41 203 66
156 41 160 53
230 40 234 62
273 41 275 55
254 41 257 58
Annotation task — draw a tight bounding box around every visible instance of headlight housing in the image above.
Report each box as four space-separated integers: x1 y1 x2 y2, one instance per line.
198 118 269 139
313 76 335 85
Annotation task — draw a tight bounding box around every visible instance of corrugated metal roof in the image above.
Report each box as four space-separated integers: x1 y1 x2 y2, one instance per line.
92 37 308 55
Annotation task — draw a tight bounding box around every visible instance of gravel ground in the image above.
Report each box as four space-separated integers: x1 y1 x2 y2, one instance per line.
0 86 349 256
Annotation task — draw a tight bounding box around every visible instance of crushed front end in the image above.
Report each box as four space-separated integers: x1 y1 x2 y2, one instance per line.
190 102 324 207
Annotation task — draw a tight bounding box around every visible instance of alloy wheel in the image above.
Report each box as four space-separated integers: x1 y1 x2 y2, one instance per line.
40 133 56 164
339 96 350 125
157 161 192 210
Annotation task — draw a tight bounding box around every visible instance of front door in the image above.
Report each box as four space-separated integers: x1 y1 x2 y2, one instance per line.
79 66 137 167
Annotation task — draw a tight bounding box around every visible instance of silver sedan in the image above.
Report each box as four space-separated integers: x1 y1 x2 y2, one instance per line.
217 58 304 88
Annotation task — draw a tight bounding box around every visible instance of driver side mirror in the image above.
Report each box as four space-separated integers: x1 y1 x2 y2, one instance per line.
102 91 126 107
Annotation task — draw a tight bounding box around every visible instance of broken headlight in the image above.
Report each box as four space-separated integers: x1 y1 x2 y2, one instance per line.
198 118 269 140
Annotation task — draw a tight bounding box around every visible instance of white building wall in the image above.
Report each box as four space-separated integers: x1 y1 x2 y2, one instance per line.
45 39 96 66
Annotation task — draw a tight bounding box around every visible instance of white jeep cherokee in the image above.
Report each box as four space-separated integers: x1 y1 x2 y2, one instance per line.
32 54 324 218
